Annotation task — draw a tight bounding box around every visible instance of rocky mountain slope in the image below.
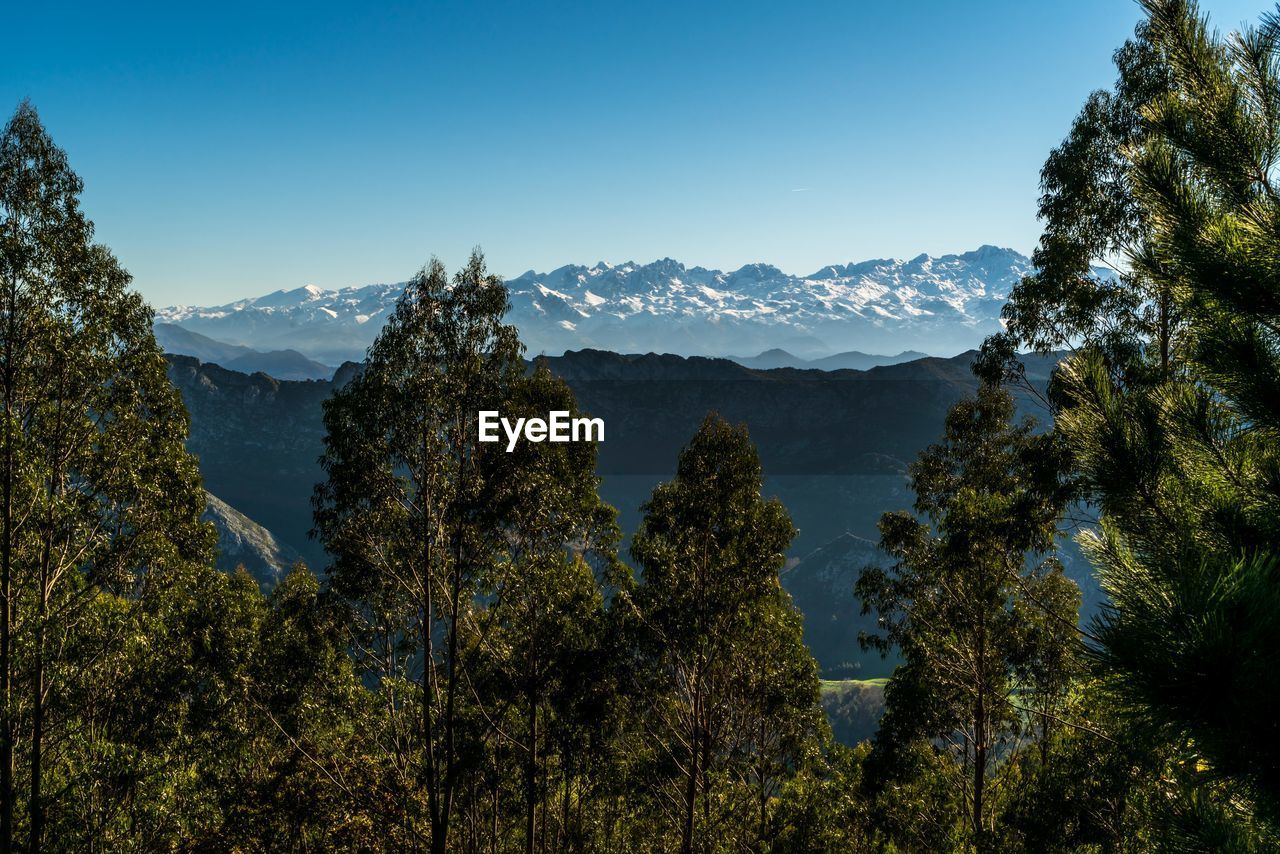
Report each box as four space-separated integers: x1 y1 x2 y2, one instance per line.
167 355 335 569
203 491 301 589
156 246 1066 363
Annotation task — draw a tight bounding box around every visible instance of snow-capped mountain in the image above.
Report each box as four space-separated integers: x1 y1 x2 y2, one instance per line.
157 245 1038 363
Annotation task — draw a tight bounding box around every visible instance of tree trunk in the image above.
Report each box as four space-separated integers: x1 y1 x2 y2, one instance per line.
423 607 441 849
525 699 538 854
973 625 988 849
539 758 548 854
490 738 499 854
700 709 712 844
433 549 464 854
28 528 52 853
434 435 472 854
28 618 41 854
681 697 698 854
973 741 986 847
559 765 570 852
757 718 768 847
1 279 14 854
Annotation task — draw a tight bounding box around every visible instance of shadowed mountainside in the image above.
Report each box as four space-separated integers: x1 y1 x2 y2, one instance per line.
166 347 1083 679
156 323 335 380
168 355 334 568
169 347 1059 564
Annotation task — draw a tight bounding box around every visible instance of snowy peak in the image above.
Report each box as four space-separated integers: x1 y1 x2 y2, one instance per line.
500 248 1031 348
155 247 1054 364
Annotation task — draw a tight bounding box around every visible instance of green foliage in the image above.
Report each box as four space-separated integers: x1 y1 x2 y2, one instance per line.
976 9 1179 387
313 251 627 852
982 0 1280 845
987 681 1166 853
627 414 832 852
87 562 384 849
857 385 1081 848
0 99 214 849
770 741 871 852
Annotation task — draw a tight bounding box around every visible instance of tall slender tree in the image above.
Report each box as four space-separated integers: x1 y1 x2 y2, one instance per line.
857 386 1077 848
0 100 212 850
314 252 619 852
629 414 824 853
472 363 621 853
314 251 521 851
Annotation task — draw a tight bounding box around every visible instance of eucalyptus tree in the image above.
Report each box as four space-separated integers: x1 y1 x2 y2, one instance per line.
857 386 1078 848
314 252 620 853
975 7 1177 389
629 414 824 853
728 591 827 848
0 101 213 850
470 363 621 853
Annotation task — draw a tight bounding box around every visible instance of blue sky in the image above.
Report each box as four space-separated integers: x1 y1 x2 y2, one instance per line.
1 0 1267 306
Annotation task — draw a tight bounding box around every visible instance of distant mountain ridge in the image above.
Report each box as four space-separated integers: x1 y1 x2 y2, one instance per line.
156 246 1088 363
729 348 930 371
154 323 335 380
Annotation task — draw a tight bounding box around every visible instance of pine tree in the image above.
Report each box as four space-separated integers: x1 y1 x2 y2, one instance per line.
984 0 1280 841
1045 1 1280 838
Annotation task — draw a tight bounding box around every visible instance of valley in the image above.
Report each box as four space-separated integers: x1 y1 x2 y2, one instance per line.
172 345 1095 686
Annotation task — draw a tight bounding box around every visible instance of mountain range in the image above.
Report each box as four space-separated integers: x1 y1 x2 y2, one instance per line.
155 246 1057 364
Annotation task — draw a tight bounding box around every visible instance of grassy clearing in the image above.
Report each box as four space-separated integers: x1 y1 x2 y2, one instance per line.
820 677 889 695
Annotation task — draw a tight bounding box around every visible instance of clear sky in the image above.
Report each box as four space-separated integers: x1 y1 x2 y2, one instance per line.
1 0 1267 306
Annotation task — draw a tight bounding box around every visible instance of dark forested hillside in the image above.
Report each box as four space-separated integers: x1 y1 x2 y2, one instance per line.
167 347 1089 680
165 348 1054 560
170 348 1062 559
167 355 335 567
